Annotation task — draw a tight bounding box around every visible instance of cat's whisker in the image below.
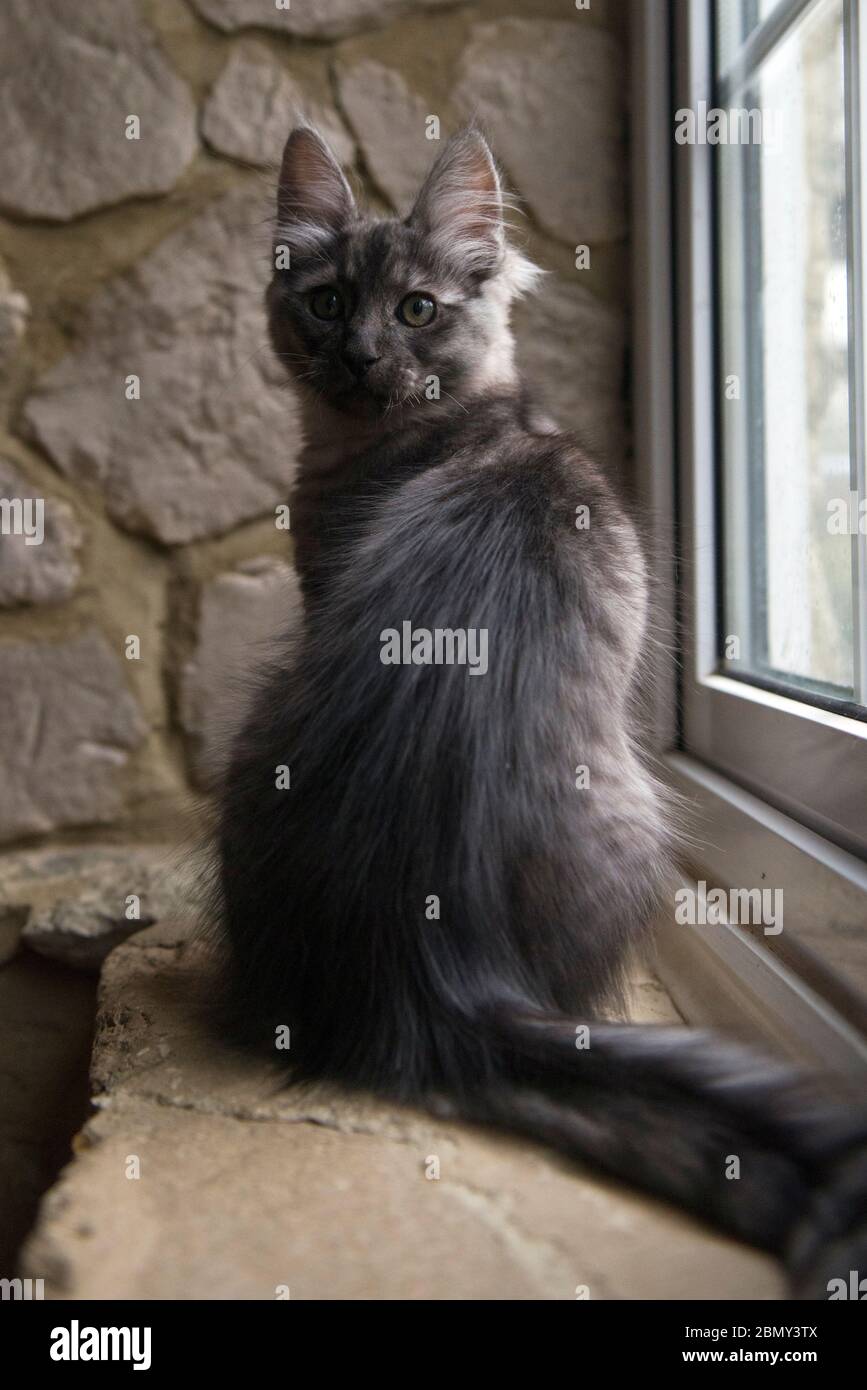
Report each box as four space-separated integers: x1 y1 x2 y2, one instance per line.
218 340 283 385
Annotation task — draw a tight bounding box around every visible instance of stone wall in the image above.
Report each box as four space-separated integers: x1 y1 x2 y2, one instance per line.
0 0 630 857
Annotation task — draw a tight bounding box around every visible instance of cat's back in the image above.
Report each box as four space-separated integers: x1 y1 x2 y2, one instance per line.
375 392 645 631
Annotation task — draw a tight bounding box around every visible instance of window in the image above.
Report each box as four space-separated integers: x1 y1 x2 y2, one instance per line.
677 0 867 862
717 0 865 708
632 0 867 1061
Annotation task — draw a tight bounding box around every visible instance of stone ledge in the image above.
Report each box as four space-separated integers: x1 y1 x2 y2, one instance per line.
20 921 784 1300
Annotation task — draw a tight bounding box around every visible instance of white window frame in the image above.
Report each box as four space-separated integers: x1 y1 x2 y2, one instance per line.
631 0 867 1069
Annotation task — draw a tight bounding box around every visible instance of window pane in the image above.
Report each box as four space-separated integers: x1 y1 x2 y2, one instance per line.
718 0 855 698
716 0 808 75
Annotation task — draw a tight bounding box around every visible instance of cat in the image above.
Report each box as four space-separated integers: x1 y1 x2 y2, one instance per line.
210 126 867 1298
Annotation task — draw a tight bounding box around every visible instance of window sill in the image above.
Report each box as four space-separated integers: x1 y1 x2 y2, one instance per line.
652 752 867 1073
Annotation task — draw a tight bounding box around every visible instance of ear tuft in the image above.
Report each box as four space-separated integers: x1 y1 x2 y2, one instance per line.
502 247 546 300
408 128 505 277
275 126 355 257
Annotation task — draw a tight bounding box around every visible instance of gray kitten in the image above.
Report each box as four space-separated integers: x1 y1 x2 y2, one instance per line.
212 127 867 1297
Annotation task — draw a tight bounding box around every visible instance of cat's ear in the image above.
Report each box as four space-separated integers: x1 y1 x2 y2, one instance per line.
408 128 504 277
275 126 355 254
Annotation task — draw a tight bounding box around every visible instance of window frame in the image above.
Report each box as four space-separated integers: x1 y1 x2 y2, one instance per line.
631 0 867 1064
682 0 867 859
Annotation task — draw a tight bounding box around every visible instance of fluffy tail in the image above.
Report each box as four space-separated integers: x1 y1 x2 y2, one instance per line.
449 1004 867 1299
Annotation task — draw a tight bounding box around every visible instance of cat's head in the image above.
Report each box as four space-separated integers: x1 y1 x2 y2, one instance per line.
266 125 541 419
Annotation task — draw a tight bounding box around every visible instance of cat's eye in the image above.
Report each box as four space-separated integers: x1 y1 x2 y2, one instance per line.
397 292 437 328
309 286 344 321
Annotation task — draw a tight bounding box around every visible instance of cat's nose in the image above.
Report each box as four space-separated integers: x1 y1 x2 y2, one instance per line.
341 348 380 379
